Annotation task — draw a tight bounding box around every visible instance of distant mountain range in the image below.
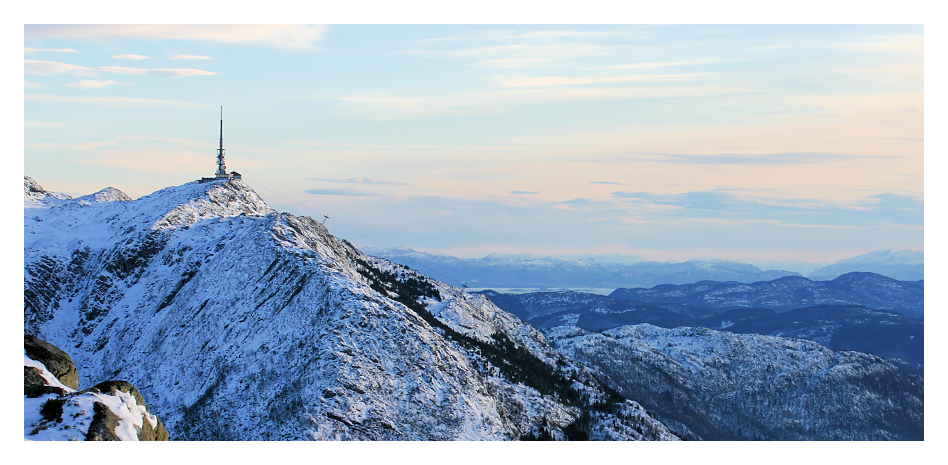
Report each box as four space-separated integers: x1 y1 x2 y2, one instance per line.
364 247 800 290
609 272 923 317
807 250 923 281
365 247 923 291
476 272 924 374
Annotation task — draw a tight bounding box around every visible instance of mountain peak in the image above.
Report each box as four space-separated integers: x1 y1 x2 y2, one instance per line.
808 250 923 281
76 187 131 203
24 176 45 194
145 178 276 230
24 176 72 207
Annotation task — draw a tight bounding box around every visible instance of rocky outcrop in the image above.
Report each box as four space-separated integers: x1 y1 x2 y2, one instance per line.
23 334 169 441
25 334 79 390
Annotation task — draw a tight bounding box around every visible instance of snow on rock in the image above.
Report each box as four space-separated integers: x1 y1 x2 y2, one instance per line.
24 177 677 441
24 334 169 441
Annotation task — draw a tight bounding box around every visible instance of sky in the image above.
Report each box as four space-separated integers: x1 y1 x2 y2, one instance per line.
22 23 926 264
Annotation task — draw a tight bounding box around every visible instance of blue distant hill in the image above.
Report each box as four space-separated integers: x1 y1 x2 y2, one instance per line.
808 250 922 281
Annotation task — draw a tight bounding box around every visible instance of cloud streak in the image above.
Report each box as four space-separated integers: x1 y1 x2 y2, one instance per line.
25 47 79 54
25 59 94 76
309 177 407 185
65 80 124 89
169 54 212 60
97 66 216 78
611 189 922 226
25 59 216 78
305 188 383 197
27 141 117 151
338 84 749 118
26 25 327 51
496 73 709 88
25 94 205 107
112 54 149 60
605 151 884 165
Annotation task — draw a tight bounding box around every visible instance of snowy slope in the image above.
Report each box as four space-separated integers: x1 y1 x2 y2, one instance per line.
548 324 923 440
23 176 676 441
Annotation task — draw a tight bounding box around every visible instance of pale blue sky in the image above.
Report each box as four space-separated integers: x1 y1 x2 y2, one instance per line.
23 24 924 262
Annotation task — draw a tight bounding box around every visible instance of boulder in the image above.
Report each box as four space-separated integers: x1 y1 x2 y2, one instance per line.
24 333 79 390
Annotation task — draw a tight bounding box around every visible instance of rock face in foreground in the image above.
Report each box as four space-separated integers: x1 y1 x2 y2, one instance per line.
548 325 923 441
24 334 169 441
23 177 677 441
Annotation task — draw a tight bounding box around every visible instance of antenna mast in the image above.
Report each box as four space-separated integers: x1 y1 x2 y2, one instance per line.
215 106 228 178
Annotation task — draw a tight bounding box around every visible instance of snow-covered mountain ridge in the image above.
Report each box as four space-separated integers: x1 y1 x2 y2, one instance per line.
549 324 923 440
23 176 676 440
479 288 924 375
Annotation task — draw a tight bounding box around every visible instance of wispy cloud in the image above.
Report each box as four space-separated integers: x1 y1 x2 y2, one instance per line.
338 84 748 118
25 59 94 76
401 28 650 70
97 66 216 78
407 28 649 46
24 47 78 54
27 141 117 150
25 120 65 128
495 73 708 88
25 94 205 107
112 134 207 148
605 151 882 165
611 189 922 226
79 149 207 174
286 140 472 150
25 59 216 78
829 34 923 55
24 80 43 88
595 58 723 71
305 188 383 197
65 80 124 89
511 190 539 195
26 25 328 51
169 54 212 60
112 54 149 60
403 42 619 69
309 177 407 185
590 181 622 185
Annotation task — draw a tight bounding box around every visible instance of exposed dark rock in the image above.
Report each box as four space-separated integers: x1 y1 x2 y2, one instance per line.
24 333 79 389
40 398 65 423
86 402 122 441
25 366 68 398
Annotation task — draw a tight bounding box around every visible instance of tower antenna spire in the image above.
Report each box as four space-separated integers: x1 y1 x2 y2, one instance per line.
215 106 228 178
